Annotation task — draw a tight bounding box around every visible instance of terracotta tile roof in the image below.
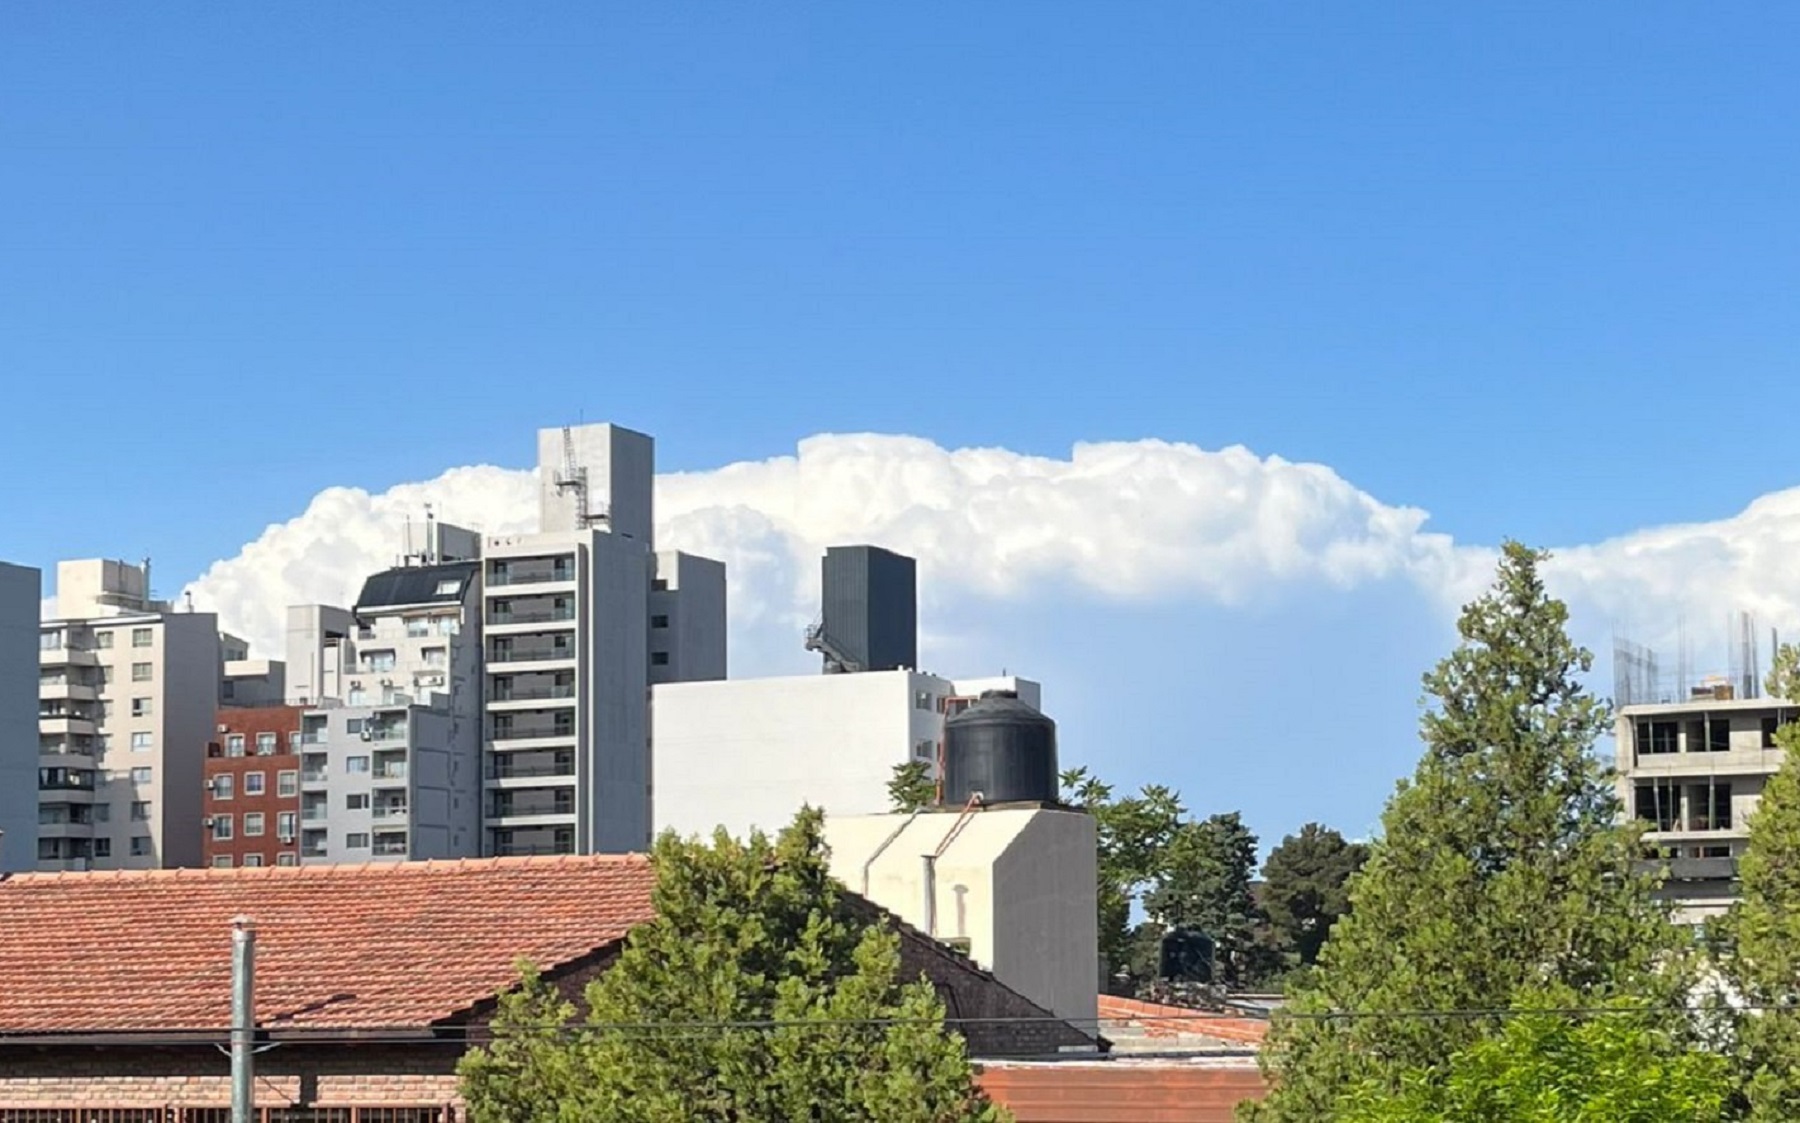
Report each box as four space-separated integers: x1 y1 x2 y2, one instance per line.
979 1059 1267 1122
0 856 656 1037
1097 995 1270 1045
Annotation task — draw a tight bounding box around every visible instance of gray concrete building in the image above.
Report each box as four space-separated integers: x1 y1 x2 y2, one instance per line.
283 552 485 863
37 560 223 870
0 563 41 873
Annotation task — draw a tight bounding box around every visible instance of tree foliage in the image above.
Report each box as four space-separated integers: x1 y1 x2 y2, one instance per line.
1244 542 1691 1122
459 808 1009 1122
1717 643 1800 1121
1261 824 1369 967
889 760 938 812
1338 992 1734 1123
1145 812 1269 987
1060 766 1186 978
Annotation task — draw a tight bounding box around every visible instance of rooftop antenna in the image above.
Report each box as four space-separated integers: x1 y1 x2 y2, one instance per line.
184 591 195 613
424 502 437 564
553 424 610 529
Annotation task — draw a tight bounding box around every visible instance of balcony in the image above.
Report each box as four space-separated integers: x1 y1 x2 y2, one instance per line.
372 804 409 821
487 760 577 781
38 714 98 737
39 681 100 703
489 842 576 857
301 768 329 784
39 646 100 668
487 605 576 627
486 646 576 667
486 562 575 589
299 731 329 746
372 836 409 857
364 725 408 743
489 683 577 704
373 762 408 783
300 806 329 823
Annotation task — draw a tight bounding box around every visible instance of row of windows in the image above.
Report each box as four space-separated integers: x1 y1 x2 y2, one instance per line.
210 771 300 799
1634 716 1790 757
39 626 157 651
38 802 153 824
38 835 154 859
213 852 300 867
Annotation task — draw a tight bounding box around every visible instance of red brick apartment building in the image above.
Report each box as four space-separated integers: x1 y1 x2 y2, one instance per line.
0 856 1275 1121
202 706 303 869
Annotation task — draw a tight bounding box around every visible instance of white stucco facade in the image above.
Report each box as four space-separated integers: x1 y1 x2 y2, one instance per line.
824 807 1098 1027
651 670 1042 842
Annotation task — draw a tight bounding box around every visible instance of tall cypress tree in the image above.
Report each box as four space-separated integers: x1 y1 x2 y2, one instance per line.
1243 542 1690 1121
1720 644 1800 1120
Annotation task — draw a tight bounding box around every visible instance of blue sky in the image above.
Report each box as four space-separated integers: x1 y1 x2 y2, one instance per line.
7 4 1800 845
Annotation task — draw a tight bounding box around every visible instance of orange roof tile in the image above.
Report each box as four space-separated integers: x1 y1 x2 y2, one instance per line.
0 856 657 1036
1097 995 1270 1045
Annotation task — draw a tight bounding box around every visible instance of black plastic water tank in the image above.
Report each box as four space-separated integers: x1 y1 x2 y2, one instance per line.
1159 928 1216 984
941 690 1058 805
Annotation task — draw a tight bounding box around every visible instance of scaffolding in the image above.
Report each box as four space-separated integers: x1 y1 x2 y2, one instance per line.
1613 611 1769 708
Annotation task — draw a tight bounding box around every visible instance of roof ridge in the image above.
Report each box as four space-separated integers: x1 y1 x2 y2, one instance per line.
0 852 653 886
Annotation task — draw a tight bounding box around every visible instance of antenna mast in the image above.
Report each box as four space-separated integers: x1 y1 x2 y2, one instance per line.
553 425 610 529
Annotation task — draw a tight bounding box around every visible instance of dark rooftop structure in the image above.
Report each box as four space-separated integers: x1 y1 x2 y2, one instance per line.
806 545 917 674
352 560 478 614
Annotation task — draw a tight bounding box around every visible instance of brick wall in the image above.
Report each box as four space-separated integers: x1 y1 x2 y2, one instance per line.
898 927 1098 1058
0 1045 461 1108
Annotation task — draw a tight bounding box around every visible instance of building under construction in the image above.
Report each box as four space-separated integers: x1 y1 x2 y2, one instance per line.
1613 613 1795 922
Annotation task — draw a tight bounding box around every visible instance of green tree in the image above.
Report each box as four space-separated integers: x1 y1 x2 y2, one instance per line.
459 808 1009 1122
889 760 938 812
1060 766 1186 979
1144 812 1267 987
1339 992 1733 1123
1261 824 1369 967
1718 643 1800 1120
1243 542 1691 1122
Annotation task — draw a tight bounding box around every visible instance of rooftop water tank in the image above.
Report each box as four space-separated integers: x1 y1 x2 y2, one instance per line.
941 690 1058 806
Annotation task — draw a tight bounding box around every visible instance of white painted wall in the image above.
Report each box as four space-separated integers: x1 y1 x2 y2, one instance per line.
824 808 1097 1027
537 423 655 544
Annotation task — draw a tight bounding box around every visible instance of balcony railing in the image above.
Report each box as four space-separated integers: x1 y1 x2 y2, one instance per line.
373 838 409 856
374 763 409 781
301 769 328 783
488 606 577 626
373 804 409 820
301 807 329 822
490 802 576 819
487 567 574 588
490 684 576 702
491 723 575 742
486 647 575 664
299 732 329 745
487 762 577 780
489 843 576 857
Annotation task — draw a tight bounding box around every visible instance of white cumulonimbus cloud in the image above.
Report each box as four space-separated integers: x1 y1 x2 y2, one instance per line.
184 434 1469 664
180 431 1800 674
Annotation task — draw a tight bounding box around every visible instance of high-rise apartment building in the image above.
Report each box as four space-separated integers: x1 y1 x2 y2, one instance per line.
283 553 484 863
0 562 41 872
481 423 725 857
37 560 222 870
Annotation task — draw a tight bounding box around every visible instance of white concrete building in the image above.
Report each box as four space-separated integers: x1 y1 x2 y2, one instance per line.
37 560 223 870
824 806 1098 1029
220 633 286 709
480 422 727 857
0 562 41 872
1617 692 1796 922
282 557 485 863
652 671 1042 842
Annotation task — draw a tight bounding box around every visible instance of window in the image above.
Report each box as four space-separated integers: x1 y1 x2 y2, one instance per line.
244 772 266 795
915 691 934 711
346 793 370 811
130 836 151 857
435 615 459 636
1634 784 1677 831
244 812 265 837
346 832 370 849
346 718 364 735
131 662 153 682
433 578 462 596
346 756 370 774
212 855 234 869
129 766 152 784
407 619 430 638
276 811 297 840
95 631 114 649
213 815 233 841
130 731 153 752
1708 719 1732 752
243 854 264 868
276 852 298 867
1636 720 1679 757
651 614 669 629
214 775 233 800
131 628 154 648
131 697 152 717
347 686 366 706
1764 716 1791 748
255 733 277 756
362 650 396 672
93 804 110 823
93 838 112 858
422 647 446 667
130 801 151 821
1693 783 1733 831
277 770 298 797
100 666 114 685
650 651 669 666
652 578 668 591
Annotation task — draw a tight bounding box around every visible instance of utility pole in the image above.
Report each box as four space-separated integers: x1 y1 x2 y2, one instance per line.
231 915 256 1123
